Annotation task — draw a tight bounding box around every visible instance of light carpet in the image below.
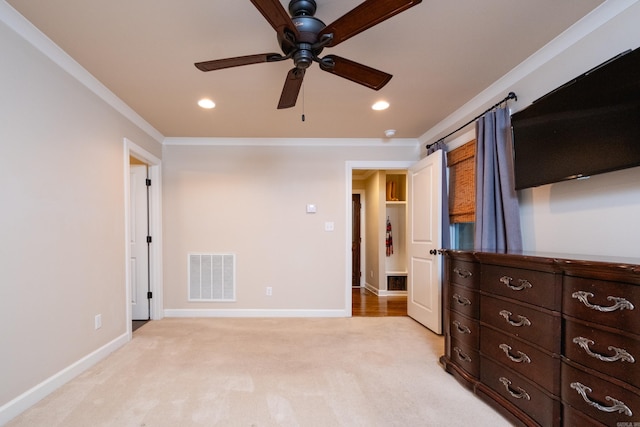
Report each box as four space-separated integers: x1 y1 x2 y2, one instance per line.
7 317 511 427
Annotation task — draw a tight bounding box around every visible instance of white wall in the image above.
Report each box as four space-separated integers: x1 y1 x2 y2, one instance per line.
0 11 162 422
161 140 419 316
422 1 640 258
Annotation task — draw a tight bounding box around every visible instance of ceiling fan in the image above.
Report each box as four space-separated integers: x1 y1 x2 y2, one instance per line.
194 0 422 109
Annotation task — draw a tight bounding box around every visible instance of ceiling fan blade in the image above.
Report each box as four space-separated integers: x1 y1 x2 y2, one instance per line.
250 0 300 43
320 55 392 90
278 68 306 109
194 53 283 71
319 0 422 47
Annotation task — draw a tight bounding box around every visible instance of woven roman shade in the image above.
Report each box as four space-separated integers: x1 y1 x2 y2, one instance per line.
447 140 476 223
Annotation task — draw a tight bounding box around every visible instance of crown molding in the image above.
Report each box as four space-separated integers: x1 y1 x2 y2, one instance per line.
163 137 420 147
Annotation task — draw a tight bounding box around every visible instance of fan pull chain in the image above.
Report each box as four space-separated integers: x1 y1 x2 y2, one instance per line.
301 82 305 122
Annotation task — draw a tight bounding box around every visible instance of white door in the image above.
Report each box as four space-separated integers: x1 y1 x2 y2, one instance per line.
407 150 443 333
130 164 150 320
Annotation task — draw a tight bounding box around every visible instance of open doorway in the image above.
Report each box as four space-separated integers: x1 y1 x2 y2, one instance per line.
124 138 163 338
348 161 413 317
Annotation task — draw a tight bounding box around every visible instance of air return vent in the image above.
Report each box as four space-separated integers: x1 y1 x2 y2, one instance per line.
188 253 236 301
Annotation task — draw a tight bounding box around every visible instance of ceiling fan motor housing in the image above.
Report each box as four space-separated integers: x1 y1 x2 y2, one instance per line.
278 16 325 49
279 0 325 60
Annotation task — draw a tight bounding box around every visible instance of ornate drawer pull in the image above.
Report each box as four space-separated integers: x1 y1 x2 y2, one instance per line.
452 320 471 334
453 346 472 363
570 382 632 417
453 267 472 279
498 377 531 400
572 337 635 363
571 291 635 312
452 294 472 306
499 310 531 327
499 344 531 364
499 276 532 291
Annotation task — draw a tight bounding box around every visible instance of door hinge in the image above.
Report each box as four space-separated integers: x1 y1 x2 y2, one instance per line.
147 291 153 299
146 179 151 186
146 236 152 244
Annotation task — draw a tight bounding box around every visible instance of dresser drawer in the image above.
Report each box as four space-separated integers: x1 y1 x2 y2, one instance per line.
564 276 639 332
480 295 561 354
562 362 640 426
449 310 479 348
449 283 479 319
565 319 640 388
563 403 608 427
481 325 560 395
451 337 480 379
482 264 561 310
449 259 480 289
481 357 561 426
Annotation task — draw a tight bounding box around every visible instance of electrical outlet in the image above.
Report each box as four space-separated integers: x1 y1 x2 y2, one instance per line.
370 270 374 278
266 287 273 296
95 314 102 330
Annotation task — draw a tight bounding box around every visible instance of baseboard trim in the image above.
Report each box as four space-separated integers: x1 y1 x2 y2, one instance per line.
163 309 348 318
364 283 380 295
0 332 129 425
363 283 407 297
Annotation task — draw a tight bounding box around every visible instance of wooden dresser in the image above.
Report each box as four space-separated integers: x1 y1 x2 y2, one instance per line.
440 250 640 427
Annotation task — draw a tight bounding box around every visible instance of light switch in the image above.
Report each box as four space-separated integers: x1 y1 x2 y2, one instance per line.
306 204 317 213
325 221 335 231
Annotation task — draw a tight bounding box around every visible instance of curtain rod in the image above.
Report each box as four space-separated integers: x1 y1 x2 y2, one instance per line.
425 92 517 150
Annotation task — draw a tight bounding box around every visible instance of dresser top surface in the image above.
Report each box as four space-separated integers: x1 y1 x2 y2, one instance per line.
443 250 640 283
443 249 640 266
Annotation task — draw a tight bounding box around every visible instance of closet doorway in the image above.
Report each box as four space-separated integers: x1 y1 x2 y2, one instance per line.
351 167 407 317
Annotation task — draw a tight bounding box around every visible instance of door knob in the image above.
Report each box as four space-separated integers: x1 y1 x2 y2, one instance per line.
429 249 437 255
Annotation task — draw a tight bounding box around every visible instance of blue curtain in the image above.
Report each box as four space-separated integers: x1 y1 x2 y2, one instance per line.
474 107 522 252
427 141 451 249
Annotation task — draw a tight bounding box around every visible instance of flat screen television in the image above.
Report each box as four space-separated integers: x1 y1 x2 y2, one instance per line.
511 47 640 190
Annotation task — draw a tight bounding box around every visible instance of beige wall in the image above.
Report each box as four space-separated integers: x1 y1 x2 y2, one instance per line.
0 19 162 410
162 143 419 313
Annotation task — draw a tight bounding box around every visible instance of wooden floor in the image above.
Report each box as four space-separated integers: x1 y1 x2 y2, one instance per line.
352 287 407 317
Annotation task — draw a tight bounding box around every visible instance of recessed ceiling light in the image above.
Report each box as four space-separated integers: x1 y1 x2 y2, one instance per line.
371 101 390 111
198 98 216 109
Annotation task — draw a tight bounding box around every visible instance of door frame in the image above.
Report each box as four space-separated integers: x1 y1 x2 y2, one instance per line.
124 138 163 338
345 161 415 316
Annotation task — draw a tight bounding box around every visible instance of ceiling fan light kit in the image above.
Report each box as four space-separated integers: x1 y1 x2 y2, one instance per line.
194 0 422 109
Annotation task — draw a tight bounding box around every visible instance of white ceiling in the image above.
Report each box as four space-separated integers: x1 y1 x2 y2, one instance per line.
6 0 604 139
